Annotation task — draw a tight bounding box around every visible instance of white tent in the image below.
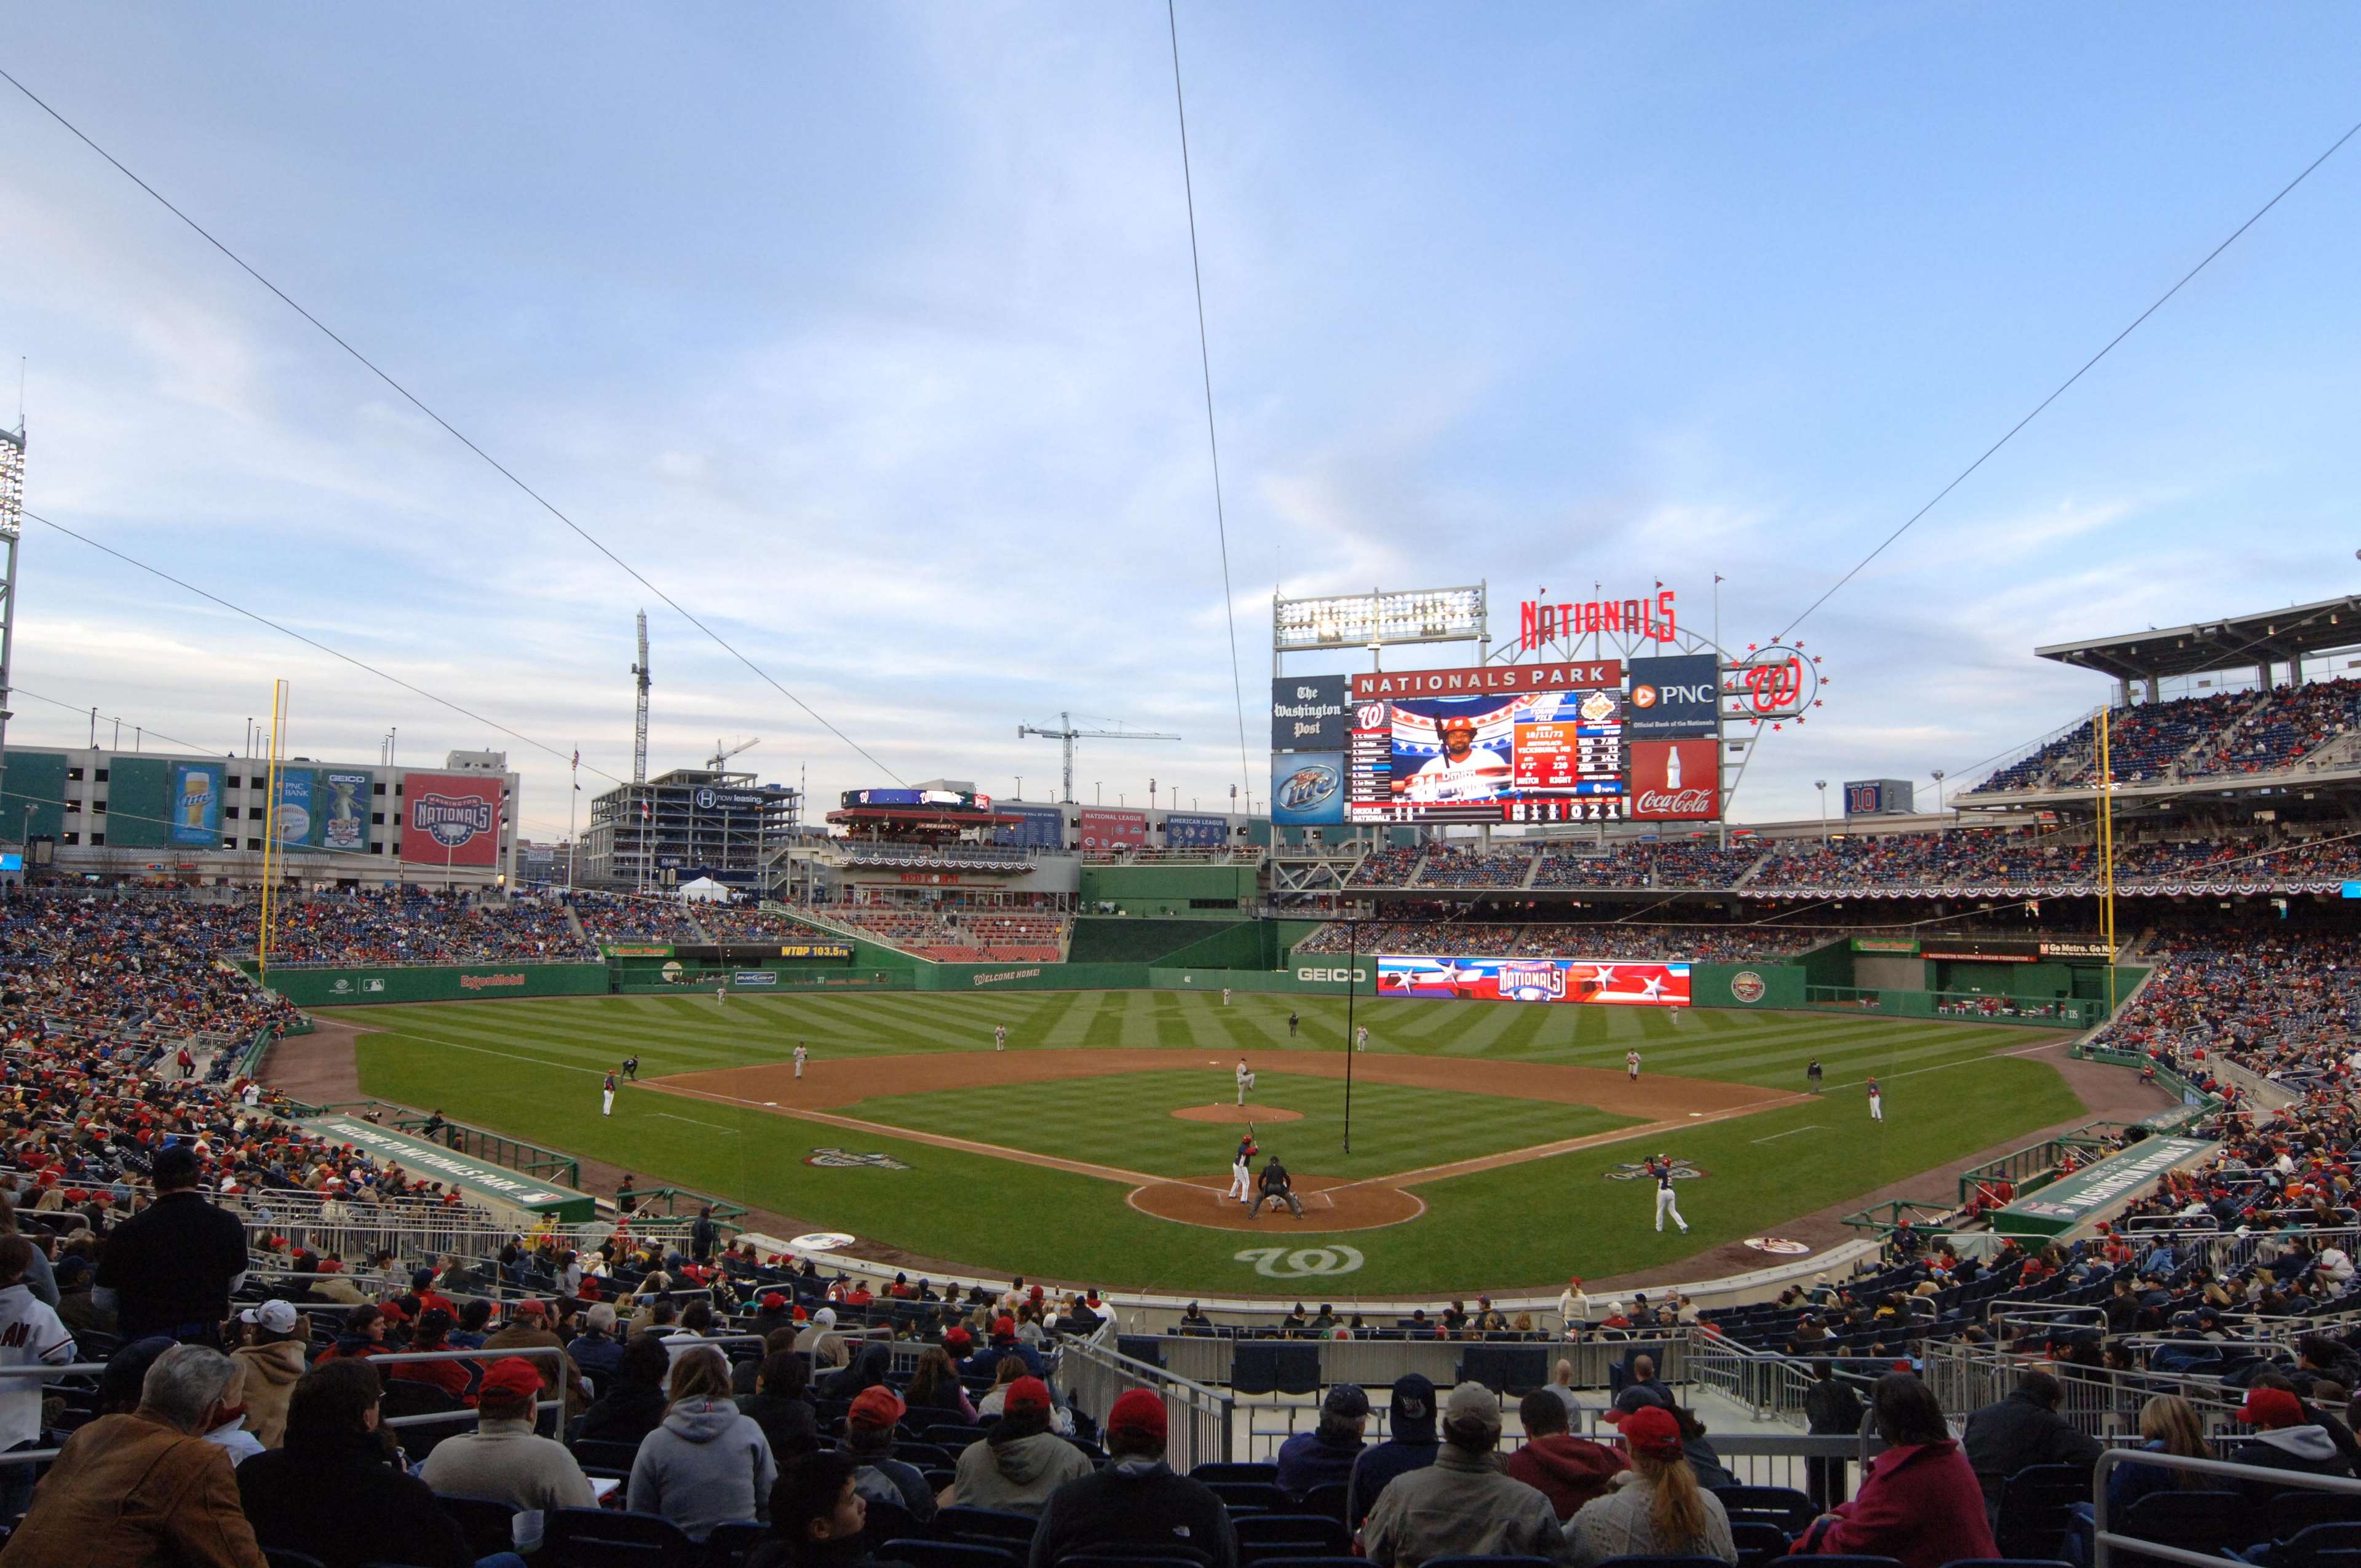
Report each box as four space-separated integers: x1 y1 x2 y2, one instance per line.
677 877 731 904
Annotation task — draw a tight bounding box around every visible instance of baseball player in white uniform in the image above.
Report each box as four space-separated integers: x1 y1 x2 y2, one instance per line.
1626 1050 1642 1081
1223 988 1232 1006
1227 1133 1258 1203
1649 1155 1689 1233
602 1071 617 1118
994 1025 1007 1052
1868 1077 1883 1120
1355 1026 1370 1053
1235 1059 1255 1106
793 1044 809 1080
716 980 728 1007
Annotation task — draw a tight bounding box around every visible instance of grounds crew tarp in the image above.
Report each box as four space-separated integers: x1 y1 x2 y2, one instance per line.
300 1116 597 1224
1990 1134 2217 1240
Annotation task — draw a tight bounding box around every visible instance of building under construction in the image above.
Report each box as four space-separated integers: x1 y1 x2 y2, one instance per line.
579 767 800 890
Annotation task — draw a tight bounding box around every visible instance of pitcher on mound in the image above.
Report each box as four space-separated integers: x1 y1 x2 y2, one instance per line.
1235 1058 1255 1106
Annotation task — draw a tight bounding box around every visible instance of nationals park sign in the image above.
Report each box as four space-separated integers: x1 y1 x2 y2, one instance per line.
1990 1135 2217 1240
301 1117 597 1223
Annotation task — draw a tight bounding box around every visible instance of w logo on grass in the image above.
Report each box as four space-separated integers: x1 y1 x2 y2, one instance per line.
1236 1245 1363 1279
804 1148 910 1170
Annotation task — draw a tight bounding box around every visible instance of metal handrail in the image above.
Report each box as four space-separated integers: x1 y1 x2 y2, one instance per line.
2093 1445 2361 1568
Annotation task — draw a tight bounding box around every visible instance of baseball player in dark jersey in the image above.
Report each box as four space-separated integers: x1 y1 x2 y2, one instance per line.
1648 1153 1689 1234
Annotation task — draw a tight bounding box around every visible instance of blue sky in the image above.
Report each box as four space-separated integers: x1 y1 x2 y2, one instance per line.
2 4 2357 837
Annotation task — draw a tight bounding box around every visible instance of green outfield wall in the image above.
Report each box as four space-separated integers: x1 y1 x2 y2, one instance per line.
251 962 611 1006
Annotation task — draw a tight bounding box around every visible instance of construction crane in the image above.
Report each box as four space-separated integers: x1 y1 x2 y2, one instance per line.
1017 712 1180 804
630 610 651 787
707 735 760 772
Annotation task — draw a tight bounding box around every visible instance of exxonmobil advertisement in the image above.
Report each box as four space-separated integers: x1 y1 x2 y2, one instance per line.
399 772 503 866
1377 956 1691 1007
1629 738 1719 820
1076 808 1147 851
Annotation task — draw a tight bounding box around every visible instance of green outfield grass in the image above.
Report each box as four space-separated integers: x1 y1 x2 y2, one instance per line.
327 989 2085 1296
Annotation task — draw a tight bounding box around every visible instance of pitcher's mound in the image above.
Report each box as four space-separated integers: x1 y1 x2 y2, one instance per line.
1172 1103 1301 1125
1129 1174 1424 1232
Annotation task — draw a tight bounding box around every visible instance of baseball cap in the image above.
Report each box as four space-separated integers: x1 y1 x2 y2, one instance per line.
760 1292 787 1311
514 1299 547 1320
1617 1403 1683 1459
1322 1382 1370 1420
2240 1387 2306 1429
1004 1376 1053 1416
1108 1388 1167 1443
944 1326 974 1350
849 1385 907 1429
1442 1381 1501 1427
478 1358 544 1403
415 1307 453 1339
411 1268 437 1289
1608 1384 1672 1420
993 1315 1018 1340
376 1299 409 1323
240 1300 300 1335
150 1144 200 1186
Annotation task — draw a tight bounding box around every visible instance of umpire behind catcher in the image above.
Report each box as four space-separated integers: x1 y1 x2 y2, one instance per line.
1256 1155 1305 1219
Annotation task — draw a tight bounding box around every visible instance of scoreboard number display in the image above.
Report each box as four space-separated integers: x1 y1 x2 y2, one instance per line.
1346 683 1628 825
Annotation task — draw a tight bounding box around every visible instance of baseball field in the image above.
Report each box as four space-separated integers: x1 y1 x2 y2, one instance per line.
323 989 2084 1297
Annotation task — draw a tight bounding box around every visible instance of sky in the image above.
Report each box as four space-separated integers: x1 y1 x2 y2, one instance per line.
2 4 2357 839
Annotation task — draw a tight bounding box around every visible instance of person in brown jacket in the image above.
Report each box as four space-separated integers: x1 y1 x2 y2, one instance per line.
229 1302 311 1449
478 1298 589 1416
1506 1389 1628 1521
0 1342 266 1568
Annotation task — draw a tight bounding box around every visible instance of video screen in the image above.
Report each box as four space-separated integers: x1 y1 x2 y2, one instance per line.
1346 687 1625 823
1376 956 1690 1006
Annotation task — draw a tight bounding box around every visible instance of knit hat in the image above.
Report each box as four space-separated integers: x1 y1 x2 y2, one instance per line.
1108 1388 1167 1443
1004 1376 1052 1416
2240 1387 2306 1429
849 1386 907 1429
479 1358 544 1403
1617 1403 1683 1459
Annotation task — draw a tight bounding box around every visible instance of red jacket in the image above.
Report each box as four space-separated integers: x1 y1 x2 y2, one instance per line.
1807 1439 1995 1568
1506 1433 1628 1521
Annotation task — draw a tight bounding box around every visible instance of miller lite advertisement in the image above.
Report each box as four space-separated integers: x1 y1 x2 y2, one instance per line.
399 771 504 866
1629 739 1719 821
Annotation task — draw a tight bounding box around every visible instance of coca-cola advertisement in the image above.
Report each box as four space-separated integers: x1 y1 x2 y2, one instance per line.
1629 739 1718 820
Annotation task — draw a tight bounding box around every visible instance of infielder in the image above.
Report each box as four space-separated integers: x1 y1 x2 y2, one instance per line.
994 1025 1007 1052
621 1055 640 1082
1648 1154 1688 1233
601 1071 618 1118
1806 1059 1823 1093
1626 1050 1641 1082
1867 1076 1883 1121
1235 1058 1256 1106
1227 1133 1259 1203
1355 1026 1369 1053
1287 1012 1300 1039
793 1043 809 1080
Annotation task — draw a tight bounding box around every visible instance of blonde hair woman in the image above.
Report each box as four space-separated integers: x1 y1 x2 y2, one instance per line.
1569 1404 1737 1564
2107 1394 2211 1514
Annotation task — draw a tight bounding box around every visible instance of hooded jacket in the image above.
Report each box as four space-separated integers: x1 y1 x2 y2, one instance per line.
626 1396 778 1542
1347 1374 1439 1527
1506 1433 1627 1521
1028 1457 1238 1568
951 1426 1096 1516
237 1427 470 1568
232 1339 310 1448
2229 1422 2353 1500
820 1343 893 1401
1360 1443 1574 1568
1961 1388 2103 1522
1274 1422 1366 1500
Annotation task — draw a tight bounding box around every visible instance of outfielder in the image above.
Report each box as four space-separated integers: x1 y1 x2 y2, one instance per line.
1648 1154 1688 1233
1222 988 1232 1007
1626 1050 1641 1082
1806 1058 1823 1093
601 1071 618 1119
717 980 728 1007
1868 1076 1883 1121
1234 1058 1256 1106
993 1024 1007 1052
1228 1133 1258 1203
793 1043 809 1080
1355 1026 1369 1053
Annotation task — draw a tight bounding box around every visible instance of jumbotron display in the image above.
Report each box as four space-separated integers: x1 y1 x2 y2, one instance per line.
1345 660 1626 824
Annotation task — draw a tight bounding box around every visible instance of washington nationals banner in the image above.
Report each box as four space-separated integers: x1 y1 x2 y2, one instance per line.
1377 956 1690 1006
399 771 503 867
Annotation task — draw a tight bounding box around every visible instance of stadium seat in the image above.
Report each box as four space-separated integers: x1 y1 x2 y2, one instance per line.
543 1506 694 1568
1422 1557 1562 1568
1191 1462 1282 1486
1054 1557 1206 1568
886 1540 1025 1568
1250 1558 1363 1568
1994 1465 2092 1560
1790 1558 1903 1568
574 1437 645 1478
1231 1344 1322 1397
1233 1514 1350 1561
702 1520 774 1567
264 1553 330 1568
1205 1481 1293 1515
937 1507 1042 1545
1295 1483 1350 1524
1458 1345 1549 1396
434 1494 522 1559
2115 1489 2255 1567
1590 1556 1732 1568
1729 1520 1794 1568
1712 1486 1817 1536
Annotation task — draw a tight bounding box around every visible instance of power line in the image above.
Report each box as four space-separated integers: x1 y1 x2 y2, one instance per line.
8 683 221 756
1779 115 2361 643
1164 1 1255 805
0 66 905 786
25 507 624 785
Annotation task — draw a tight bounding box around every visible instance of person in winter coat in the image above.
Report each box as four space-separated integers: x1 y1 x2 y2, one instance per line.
576 1332 677 1449
230 1301 311 1449
1507 1390 1626 1521
1801 1374 1994 1568
948 1376 1093 1515
628 1346 778 1542
740 1348 821 1464
2224 1384 2354 1504
236 1358 472 1568
1028 1389 1236 1568
744 1451 883 1568
1276 1383 1370 1500
903 1346 978 1423
1348 1374 1442 1528
1667 1406 1733 1491
1362 1382 1575 1568
1803 1362 1864 1510
1569 1404 1735 1564
418 1358 597 1542
820 1343 893 1403
566 1302 625 1390
1961 1370 2103 1529
840 1385 937 1525
478 1299 589 1417
2104 1394 2213 1516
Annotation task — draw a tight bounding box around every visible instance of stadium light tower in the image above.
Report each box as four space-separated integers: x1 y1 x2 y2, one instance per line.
1017 712 1179 804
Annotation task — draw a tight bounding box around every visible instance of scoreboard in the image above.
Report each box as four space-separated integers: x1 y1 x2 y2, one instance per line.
1346 676 1628 825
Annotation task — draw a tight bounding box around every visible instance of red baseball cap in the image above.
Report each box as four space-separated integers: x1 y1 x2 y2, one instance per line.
1004 1376 1052 1416
849 1386 907 1428
2240 1387 2305 1429
1616 1404 1683 1459
1108 1388 1167 1443
479 1358 543 1403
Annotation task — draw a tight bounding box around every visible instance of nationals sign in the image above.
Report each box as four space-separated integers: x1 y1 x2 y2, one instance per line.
1630 739 1720 820
399 772 502 866
1376 956 1690 1007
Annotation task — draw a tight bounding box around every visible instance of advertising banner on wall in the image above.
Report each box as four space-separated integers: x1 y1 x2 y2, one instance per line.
399 772 503 867
320 772 371 853
1270 751 1345 825
1626 654 1722 739
994 805 1067 849
1164 813 1231 849
1271 674 1349 751
169 761 225 846
1378 956 1691 1006
1629 739 1720 820
1076 808 1148 851
272 770 317 849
